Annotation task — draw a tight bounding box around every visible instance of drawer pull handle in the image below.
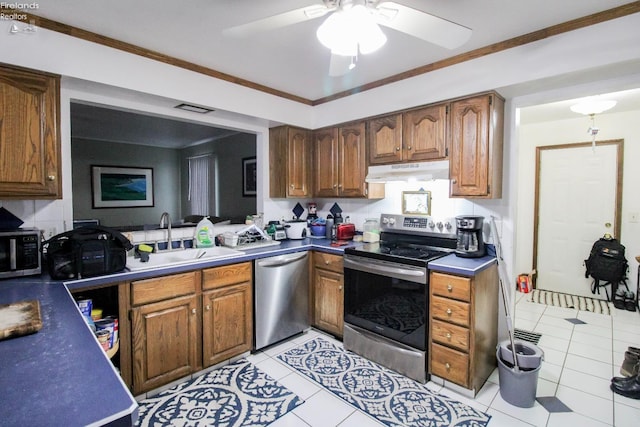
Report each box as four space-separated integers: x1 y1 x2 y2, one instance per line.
445 362 451 371
446 333 452 340
446 308 452 316
447 284 453 292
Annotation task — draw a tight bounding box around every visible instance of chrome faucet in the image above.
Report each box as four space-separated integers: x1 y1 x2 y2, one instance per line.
159 212 172 250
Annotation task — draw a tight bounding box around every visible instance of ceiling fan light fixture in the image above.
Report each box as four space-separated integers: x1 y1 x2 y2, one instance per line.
316 4 386 57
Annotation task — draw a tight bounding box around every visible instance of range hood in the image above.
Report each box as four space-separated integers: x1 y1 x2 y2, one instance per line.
365 160 450 183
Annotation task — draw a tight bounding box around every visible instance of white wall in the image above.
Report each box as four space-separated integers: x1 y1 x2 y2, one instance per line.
516 109 640 293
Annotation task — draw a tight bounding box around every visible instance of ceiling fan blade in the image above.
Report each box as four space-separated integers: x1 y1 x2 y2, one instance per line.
376 1 471 49
329 53 353 77
223 4 331 38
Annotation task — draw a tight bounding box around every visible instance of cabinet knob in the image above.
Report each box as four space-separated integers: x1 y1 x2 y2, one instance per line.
451 178 457 184
338 285 343 291
191 308 196 314
333 184 337 188
325 260 330 265
395 146 400 151
446 308 452 316
447 284 453 292
446 333 452 340
407 145 412 150
47 175 56 181
206 305 211 311
445 362 451 371
290 184 294 188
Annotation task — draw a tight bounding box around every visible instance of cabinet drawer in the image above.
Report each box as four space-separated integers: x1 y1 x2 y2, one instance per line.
431 272 471 302
431 295 470 327
132 271 198 306
431 343 469 387
203 262 252 290
313 252 343 273
431 319 469 351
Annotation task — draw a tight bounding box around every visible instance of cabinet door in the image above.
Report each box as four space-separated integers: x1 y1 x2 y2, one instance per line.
313 128 339 197
313 268 344 337
287 127 312 197
0 65 61 198
202 282 253 367
403 104 448 162
131 295 198 394
449 95 491 197
338 123 367 198
368 114 403 165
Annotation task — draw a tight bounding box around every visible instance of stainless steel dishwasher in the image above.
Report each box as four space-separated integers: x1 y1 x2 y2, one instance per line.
254 251 309 350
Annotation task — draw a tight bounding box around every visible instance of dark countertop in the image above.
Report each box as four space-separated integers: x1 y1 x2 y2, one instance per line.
0 237 494 426
0 281 138 427
428 253 497 276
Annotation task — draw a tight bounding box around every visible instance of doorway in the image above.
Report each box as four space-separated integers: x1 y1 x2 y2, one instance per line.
533 139 623 298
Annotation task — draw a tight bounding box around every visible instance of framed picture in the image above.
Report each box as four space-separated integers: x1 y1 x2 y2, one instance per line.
91 165 154 208
242 157 257 197
402 190 431 215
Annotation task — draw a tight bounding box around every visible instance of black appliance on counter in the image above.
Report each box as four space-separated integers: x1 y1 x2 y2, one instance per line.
455 215 485 258
343 213 457 383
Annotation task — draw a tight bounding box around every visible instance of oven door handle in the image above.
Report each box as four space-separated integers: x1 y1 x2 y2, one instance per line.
343 257 426 283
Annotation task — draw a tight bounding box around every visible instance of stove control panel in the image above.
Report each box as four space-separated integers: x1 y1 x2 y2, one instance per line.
380 214 456 236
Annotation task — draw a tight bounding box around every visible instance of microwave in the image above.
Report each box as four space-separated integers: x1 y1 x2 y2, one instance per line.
0 228 41 279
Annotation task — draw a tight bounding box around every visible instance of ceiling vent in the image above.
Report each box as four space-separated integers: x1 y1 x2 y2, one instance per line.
174 103 214 114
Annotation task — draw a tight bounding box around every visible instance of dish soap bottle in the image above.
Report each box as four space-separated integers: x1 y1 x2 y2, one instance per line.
195 216 215 247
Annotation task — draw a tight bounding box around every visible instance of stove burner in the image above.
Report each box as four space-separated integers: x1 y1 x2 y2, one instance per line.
380 244 447 260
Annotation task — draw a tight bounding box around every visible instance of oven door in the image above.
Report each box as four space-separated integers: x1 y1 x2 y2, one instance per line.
343 254 428 350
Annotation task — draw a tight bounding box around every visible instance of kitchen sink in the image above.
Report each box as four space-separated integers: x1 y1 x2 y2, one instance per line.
126 247 245 271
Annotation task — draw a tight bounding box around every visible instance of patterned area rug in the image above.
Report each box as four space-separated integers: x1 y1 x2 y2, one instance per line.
136 359 302 427
527 289 611 315
278 337 491 427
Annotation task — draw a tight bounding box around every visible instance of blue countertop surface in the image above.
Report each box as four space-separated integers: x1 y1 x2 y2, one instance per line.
0 237 494 426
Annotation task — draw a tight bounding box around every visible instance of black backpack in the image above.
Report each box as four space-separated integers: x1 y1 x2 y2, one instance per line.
42 225 133 279
584 237 628 283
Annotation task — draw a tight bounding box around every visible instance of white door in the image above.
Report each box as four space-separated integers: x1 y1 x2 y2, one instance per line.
535 142 620 298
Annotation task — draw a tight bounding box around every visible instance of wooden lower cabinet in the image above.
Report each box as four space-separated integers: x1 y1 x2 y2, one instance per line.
428 265 498 395
129 263 253 394
131 294 199 394
312 252 344 337
202 263 253 367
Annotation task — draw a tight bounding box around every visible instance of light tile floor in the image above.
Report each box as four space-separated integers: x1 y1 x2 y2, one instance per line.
247 292 640 427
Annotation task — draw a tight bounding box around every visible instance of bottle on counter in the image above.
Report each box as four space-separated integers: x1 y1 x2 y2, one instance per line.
325 214 334 239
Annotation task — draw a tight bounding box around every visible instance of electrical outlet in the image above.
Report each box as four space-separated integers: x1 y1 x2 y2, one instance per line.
630 212 639 223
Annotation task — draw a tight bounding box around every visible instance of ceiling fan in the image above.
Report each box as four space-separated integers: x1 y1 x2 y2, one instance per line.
223 0 472 76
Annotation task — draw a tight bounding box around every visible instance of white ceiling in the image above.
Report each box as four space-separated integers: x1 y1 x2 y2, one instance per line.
33 0 639 102
42 1 640 146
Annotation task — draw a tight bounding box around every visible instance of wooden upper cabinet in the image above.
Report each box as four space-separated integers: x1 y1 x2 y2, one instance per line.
368 114 403 165
313 127 339 197
449 93 504 198
0 64 61 198
313 122 383 199
269 126 312 198
403 104 448 162
338 123 367 197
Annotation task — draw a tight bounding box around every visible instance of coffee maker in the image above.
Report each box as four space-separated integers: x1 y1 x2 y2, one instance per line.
455 215 485 258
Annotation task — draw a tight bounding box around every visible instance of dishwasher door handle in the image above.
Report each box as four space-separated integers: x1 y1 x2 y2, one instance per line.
257 252 308 268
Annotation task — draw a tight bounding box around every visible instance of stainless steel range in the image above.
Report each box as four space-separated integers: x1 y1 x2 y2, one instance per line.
343 213 457 383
